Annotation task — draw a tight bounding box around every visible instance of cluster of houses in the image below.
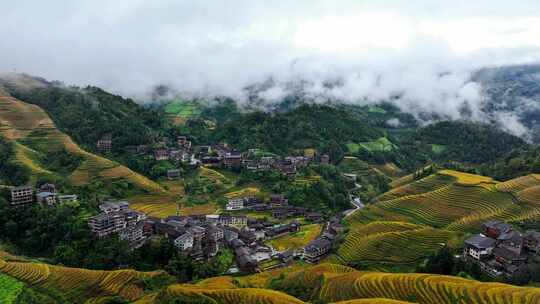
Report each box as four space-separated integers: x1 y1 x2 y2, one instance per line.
87 197 343 272
197 143 330 176
88 201 147 248
9 183 78 207
302 219 345 264
98 134 331 179
463 220 540 279
226 194 323 223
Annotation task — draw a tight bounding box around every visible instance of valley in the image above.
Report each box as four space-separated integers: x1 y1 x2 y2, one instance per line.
1 76 540 303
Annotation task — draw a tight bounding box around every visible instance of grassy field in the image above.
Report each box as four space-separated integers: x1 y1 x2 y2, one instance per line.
0 273 23 304
267 224 322 251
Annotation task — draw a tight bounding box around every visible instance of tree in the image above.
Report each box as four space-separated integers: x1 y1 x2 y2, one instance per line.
418 246 454 275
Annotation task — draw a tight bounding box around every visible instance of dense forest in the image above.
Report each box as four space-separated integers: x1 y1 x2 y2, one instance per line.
2 82 163 152
210 103 383 160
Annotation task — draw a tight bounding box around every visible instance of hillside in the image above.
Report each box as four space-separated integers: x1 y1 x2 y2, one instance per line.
4 258 539 304
338 169 540 271
0 89 165 193
0 257 165 303
0 74 162 152
474 64 540 142
268 263 540 304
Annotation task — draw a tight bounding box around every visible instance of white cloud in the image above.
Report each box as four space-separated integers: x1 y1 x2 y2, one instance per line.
1 0 540 136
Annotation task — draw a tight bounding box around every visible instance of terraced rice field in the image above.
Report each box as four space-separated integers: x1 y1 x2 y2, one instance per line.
237 263 308 289
389 173 415 188
0 92 165 194
373 163 403 178
516 184 540 204
279 263 356 291
359 137 397 152
0 259 161 302
0 273 23 304
130 180 217 217
315 270 540 304
338 226 451 265
495 174 540 193
343 170 540 269
164 100 202 118
294 175 322 186
224 187 260 199
145 284 305 304
374 173 456 202
358 183 515 229
438 169 495 186
267 224 322 251
200 166 232 186
335 299 414 304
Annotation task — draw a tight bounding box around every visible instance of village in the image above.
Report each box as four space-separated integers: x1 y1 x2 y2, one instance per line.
4 134 358 273
463 220 540 280
97 134 331 177
9 183 344 273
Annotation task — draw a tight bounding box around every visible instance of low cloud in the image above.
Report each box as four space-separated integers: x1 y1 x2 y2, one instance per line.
1 1 540 137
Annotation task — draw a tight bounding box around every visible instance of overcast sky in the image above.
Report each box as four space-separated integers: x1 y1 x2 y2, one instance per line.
2 0 540 128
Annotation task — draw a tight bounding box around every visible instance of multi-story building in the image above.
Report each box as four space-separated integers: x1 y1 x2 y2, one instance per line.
10 186 34 206
482 220 512 239
154 149 170 161
88 212 125 238
463 234 496 260
36 191 57 206
97 135 112 153
269 194 288 208
207 226 224 243
226 198 245 211
523 230 540 253
174 232 194 251
223 153 242 167
167 169 181 180
39 183 56 193
119 222 146 249
303 238 332 263
89 202 145 239
218 215 247 227
99 201 130 213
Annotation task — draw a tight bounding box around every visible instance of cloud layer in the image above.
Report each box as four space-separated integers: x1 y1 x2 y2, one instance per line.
2 1 540 135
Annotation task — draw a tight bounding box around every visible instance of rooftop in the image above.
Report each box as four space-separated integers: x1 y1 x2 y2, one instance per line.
305 238 331 252
464 234 496 249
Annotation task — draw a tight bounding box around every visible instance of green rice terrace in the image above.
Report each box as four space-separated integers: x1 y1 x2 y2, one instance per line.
347 137 397 153
337 170 540 272
164 99 203 118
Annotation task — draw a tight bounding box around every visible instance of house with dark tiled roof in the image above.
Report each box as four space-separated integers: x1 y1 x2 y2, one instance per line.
463 234 496 260
303 238 332 263
523 230 540 253
482 220 512 239
463 220 540 280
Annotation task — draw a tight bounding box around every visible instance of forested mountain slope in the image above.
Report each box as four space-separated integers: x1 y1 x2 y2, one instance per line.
0 88 164 193
0 74 162 153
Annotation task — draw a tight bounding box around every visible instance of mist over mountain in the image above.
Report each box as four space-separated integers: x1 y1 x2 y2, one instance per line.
2 1 540 139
